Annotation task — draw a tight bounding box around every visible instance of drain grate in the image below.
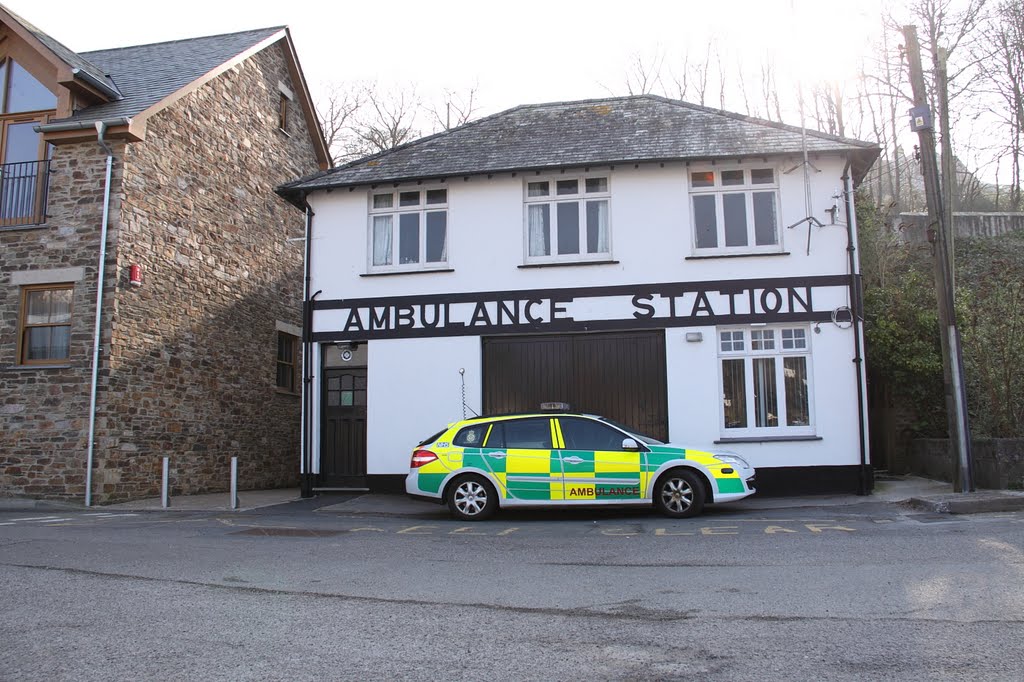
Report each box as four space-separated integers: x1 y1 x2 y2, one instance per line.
232 527 343 537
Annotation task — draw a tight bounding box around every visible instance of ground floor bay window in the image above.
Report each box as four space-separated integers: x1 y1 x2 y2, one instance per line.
718 326 814 438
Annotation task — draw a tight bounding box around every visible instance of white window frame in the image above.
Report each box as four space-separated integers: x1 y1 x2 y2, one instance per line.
367 187 449 272
688 165 783 255
716 325 815 438
523 174 611 264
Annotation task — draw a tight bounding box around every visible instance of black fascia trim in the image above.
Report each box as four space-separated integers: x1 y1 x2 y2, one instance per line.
714 435 823 444
518 260 620 269
314 273 849 311
686 252 791 260
360 268 455 278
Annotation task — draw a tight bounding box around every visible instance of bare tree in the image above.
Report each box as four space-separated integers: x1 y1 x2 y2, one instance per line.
427 84 482 132
316 83 364 164
622 50 666 96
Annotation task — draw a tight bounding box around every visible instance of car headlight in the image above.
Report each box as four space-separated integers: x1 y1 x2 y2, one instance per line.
712 452 751 469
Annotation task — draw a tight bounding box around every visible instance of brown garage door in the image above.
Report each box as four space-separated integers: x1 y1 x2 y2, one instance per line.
483 331 668 441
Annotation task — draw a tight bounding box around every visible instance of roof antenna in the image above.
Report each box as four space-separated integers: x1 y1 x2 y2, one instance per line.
459 368 480 419
782 1 823 256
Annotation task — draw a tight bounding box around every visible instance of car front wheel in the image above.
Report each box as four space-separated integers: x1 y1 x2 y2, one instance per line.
446 474 498 521
654 468 706 518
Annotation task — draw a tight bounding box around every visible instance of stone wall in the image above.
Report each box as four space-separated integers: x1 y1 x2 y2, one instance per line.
907 439 1024 489
0 141 125 499
1 40 321 502
97 42 319 501
896 212 1024 242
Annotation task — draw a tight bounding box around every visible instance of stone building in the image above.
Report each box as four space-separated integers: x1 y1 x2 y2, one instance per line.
0 6 330 503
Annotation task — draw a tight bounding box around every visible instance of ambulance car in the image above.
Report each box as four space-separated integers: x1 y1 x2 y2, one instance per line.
405 411 756 520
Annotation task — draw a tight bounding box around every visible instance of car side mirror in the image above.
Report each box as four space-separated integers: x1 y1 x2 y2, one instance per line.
622 438 640 451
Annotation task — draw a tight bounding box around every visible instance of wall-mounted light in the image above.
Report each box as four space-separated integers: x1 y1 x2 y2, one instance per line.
685 331 703 343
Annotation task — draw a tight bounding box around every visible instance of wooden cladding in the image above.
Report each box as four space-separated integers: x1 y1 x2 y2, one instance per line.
483 331 668 442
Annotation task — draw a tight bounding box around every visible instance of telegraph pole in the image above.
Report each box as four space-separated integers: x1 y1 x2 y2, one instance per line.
903 25 974 491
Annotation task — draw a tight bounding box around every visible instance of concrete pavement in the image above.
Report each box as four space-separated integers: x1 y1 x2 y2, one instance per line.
3 475 1024 515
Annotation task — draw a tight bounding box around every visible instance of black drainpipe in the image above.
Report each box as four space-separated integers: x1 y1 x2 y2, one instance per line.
842 160 871 495
300 194 320 498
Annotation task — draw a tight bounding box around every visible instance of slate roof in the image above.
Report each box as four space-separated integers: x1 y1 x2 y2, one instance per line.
279 95 880 202
47 26 285 125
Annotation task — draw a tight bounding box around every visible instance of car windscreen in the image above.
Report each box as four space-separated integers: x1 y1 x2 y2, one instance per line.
597 418 664 445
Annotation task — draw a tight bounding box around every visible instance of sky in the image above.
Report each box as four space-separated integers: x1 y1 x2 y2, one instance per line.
10 0 885 122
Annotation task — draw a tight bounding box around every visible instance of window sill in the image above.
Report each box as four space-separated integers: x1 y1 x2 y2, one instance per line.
361 268 454 277
276 388 301 397
686 251 790 260
3 363 73 372
277 127 291 138
0 222 48 233
518 260 619 269
714 435 821 444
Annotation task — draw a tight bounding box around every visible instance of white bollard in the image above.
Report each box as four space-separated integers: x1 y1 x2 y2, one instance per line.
230 457 239 510
161 457 170 508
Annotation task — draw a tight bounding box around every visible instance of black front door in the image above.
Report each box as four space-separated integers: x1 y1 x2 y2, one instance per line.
320 367 367 486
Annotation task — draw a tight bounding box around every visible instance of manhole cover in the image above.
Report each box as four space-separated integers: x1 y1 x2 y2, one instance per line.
232 528 342 537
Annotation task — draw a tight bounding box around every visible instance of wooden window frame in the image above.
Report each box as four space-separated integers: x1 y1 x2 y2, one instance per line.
276 331 300 394
17 283 73 365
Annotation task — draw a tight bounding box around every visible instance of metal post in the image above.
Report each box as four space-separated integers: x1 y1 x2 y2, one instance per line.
161 457 170 508
230 457 239 510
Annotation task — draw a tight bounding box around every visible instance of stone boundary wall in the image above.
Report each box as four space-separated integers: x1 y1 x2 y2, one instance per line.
908 439 1024 489
896 212 1024 243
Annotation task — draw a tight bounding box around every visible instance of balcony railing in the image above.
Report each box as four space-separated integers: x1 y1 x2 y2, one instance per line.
1 159 50 227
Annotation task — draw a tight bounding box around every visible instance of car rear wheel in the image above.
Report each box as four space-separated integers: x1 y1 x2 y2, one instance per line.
446 474 497 521
654 468 705 518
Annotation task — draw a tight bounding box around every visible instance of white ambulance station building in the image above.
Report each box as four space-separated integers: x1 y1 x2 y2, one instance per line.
278 95 880 496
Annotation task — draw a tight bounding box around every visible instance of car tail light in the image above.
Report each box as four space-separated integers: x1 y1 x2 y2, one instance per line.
410 449 438 468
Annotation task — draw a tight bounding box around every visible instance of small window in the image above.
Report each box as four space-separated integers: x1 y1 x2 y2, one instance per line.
18 284 72 364
454 424 489 447
278 94 288 131
276 332 299 392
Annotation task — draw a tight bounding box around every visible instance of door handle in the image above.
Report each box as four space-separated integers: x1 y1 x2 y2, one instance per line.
563 456 584 464
489 452 506 459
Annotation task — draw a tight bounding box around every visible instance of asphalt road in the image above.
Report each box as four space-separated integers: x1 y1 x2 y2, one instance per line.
2 500 1023 681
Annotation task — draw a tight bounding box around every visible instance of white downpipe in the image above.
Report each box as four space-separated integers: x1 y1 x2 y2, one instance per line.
85 122 115 507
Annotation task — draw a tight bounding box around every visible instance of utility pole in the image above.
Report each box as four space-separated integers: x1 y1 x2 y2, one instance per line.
903 26 974 492
936 47 956 289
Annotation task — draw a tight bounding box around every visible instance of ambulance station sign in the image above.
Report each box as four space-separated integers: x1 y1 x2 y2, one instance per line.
312 275 852 341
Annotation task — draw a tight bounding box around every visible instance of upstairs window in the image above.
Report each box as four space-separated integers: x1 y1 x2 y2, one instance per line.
276 332 299 393
689 167 780 254
369 188 448 271
524 175 610 264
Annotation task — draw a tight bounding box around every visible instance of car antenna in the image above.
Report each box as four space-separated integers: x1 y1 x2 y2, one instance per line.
459 368 480 419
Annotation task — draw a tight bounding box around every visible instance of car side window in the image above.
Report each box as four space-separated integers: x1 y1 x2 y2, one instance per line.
483 422 505 448
453 424 489 447
501 418 553 449
559 418 626 451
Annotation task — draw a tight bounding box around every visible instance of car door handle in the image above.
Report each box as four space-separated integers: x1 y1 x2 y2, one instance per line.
489 452 506 459
563 456 584 464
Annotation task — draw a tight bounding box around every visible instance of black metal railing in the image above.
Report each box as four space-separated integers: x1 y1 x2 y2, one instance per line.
0 159 50 226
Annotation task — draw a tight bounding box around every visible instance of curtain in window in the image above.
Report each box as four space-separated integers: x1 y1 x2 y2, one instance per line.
753 357 779 427
372 215 392 266
528 204 550 256
721 358 747 429
586 200 609 253
784 357 810 425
